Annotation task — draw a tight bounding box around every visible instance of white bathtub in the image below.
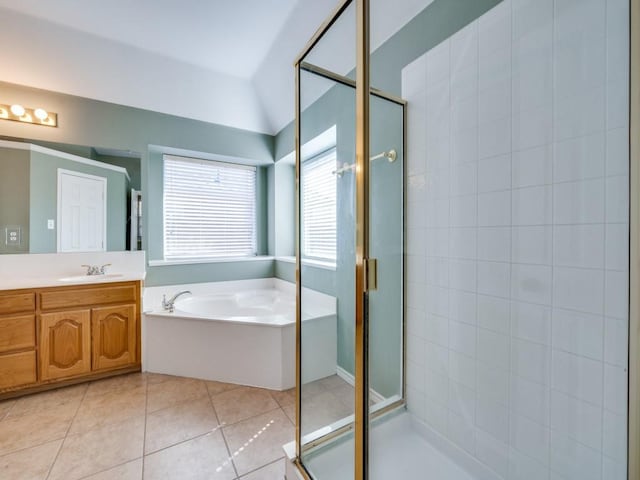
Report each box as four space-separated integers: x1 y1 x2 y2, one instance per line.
143 278 337 391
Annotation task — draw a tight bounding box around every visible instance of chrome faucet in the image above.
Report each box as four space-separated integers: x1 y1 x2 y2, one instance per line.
162 290 191 312
81 263 112 275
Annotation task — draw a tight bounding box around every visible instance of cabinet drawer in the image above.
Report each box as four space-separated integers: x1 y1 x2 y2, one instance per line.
0 293 35 315
40 284 137 311
0 314 35 353
0 350 36 389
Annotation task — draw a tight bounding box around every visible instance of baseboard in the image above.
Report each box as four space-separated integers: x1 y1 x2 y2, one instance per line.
335 366 386 404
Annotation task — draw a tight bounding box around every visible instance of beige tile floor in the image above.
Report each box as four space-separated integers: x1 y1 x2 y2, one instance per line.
0 373 300 480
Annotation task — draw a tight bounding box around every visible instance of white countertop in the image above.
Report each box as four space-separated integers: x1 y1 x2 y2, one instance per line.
0 251 146 291
0 272 146 291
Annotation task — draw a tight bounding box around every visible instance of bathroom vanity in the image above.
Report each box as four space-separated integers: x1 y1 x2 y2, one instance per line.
0 281 141 398
0 251 145 399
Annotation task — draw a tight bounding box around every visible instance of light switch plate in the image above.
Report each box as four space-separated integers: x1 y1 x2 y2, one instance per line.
47 219 55 230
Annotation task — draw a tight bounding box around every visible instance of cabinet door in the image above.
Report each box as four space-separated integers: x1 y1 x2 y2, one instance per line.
92 304 136 371
40 310 91 381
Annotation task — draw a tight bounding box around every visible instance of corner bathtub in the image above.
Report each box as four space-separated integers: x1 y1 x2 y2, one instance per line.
143 278 336 391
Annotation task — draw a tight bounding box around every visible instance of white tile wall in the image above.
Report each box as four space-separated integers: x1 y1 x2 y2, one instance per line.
401 0 629 478
512 145 553 188
477 429 510 478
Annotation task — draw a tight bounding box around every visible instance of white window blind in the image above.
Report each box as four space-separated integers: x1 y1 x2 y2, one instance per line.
302 149 337 262
163 155 257 259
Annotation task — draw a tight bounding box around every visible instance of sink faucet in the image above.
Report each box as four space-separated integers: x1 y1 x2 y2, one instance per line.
81 264 112 276
162 290 192 312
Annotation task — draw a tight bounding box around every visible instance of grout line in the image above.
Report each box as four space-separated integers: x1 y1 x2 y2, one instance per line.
53 376 149 479
45 383 89 480
7 375 293 480
0 437 66 460
208 383 240 479
75 457 143 480
142 426 225 458
141 374 149 478
443 23 453 445
470 10 480 457
236 456 286 479
549 0 557 475
601 0 610 472
0 399 18 420
506 0 514 468
48 376 148 480
281 405 295 427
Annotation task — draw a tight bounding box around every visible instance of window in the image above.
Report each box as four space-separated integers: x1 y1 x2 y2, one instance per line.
163 155 256 259
301 149 337 262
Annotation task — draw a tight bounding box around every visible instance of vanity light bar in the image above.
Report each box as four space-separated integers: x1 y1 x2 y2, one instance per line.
0 103 58 127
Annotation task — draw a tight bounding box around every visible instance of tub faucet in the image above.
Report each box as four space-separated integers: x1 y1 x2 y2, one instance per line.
162 290 191 312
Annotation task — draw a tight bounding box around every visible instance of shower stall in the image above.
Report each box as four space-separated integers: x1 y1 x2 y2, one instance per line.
293 0 638 479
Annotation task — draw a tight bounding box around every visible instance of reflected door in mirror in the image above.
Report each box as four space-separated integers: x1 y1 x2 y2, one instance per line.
57 169 106 252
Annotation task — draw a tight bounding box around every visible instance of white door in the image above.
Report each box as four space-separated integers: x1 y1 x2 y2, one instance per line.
57 169 107 252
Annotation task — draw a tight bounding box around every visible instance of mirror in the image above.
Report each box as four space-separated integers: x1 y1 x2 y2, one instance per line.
0 136 141 254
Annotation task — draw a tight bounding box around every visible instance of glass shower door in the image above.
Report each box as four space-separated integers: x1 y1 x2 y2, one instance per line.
297 66 358 477
366 94 406 477
297 73 406 480
367 91 405 415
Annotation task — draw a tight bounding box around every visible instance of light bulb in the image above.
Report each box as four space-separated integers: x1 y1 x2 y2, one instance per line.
10 104 25 117
34 108 48 121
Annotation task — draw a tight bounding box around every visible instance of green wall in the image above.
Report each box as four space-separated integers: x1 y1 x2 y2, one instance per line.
147 259 275 286
274 259 295 283
93 153 141 191
29 150 127 253
0 81 274 286
267 161 295 259
28 140 94 159
0 0 503 311
0 147 30 253
0 145 127 254
0 0 508 401
26 140 143 191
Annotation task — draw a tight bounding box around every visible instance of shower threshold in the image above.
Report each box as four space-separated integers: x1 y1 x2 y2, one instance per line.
298 410 500 480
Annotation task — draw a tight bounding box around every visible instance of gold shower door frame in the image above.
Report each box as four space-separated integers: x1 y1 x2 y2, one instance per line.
293 0 405 478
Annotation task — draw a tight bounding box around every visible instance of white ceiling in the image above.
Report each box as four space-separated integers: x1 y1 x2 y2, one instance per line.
0 0 429 135
0 0 299 79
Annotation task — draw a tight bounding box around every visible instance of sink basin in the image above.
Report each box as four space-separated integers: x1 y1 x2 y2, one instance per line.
58 273 125 282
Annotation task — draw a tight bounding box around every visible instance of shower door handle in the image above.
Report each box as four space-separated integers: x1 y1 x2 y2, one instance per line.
364 258 378 291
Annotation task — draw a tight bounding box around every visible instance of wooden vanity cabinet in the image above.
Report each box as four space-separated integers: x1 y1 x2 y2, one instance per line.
0 281 141 398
